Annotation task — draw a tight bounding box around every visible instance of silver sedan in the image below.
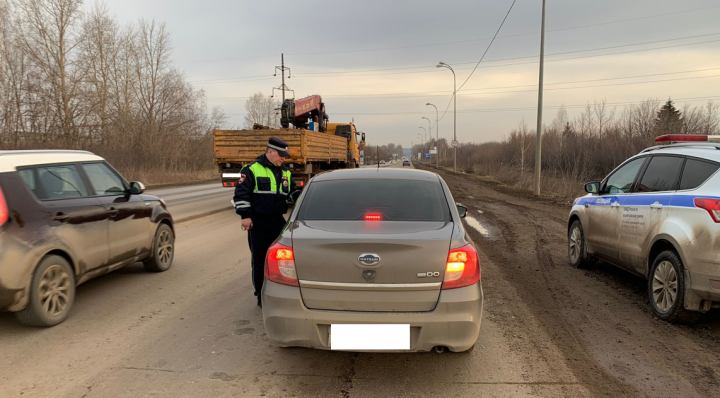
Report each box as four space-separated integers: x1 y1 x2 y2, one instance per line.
261 168 483 352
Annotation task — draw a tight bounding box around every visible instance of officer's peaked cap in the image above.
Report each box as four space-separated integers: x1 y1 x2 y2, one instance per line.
267 137 290 157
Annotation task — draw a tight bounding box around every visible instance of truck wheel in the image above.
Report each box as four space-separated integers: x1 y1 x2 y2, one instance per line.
144 224 175 272
15 255 76 327
648 250 697 323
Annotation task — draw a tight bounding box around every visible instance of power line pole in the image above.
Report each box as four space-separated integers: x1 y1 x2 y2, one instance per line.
534 0 546 196
272 53 294 101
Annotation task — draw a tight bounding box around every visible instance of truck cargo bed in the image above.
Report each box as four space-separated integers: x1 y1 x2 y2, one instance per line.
214 129 347 164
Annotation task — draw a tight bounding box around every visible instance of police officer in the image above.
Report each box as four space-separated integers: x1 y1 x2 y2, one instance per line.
232 137 299 307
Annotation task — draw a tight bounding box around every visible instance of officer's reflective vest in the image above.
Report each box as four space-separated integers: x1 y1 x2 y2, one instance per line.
249 162 291 195
247 162 291 215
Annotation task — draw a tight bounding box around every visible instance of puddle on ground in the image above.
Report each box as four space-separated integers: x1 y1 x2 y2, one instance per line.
464 215 490 237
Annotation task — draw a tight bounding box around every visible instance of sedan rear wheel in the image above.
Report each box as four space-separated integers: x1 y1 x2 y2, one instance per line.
15 255 76 327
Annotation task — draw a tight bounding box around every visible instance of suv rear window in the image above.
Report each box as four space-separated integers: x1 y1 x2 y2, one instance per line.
298 179 450 221
636 156 684 192
35 165 88 200
679 159 719 190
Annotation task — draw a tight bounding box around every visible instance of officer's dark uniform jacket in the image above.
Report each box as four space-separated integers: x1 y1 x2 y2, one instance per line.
232 154 297 219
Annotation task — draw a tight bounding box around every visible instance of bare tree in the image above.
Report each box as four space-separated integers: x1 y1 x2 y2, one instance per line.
243 92 279 128
12 0 86 146
704 101 720 135
81 1 121 146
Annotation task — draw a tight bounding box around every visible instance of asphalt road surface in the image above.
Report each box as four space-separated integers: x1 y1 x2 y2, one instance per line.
1 163 719 398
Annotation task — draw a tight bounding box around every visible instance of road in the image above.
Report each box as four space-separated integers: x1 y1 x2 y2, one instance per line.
1 163 719 398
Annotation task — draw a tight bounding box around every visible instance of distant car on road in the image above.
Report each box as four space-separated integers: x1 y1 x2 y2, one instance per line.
380 160 385 164
568 135 720 321
262 168 482 352
403 160 411 167
0 150 175 327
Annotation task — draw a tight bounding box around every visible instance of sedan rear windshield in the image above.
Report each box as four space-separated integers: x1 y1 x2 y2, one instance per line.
298 179 450 221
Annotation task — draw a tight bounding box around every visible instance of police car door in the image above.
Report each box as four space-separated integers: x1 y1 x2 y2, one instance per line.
586 157 647 264
616 156 684 275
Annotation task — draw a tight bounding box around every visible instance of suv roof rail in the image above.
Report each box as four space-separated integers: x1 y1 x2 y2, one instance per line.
0 149 95 156
640 142 720 153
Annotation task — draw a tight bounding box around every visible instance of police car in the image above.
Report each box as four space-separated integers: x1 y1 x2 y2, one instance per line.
568 135 720 321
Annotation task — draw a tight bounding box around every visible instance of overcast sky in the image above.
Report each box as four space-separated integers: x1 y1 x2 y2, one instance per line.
98 0 720 148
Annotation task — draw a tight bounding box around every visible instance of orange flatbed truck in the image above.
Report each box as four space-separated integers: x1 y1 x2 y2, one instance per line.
213 124 365 188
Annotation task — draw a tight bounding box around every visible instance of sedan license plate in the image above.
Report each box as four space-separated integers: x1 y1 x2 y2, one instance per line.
330 324 410 350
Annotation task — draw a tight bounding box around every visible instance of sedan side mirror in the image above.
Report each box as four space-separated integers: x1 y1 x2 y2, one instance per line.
130 181 145 195
456 204 468 219
584 181 600 194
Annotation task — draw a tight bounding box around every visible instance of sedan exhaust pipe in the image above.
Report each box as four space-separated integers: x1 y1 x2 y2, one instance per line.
433 346 446 354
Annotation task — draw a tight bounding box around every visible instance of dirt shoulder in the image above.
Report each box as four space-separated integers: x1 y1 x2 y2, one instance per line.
417 163 720 398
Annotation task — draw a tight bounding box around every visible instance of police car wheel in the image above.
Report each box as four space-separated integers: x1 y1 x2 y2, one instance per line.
568 220 589 268
648 250 694 322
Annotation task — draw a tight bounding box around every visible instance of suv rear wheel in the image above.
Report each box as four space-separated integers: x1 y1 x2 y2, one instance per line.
144 224 174 272
568 220 590 268
15 255 76 327
649 250 694 322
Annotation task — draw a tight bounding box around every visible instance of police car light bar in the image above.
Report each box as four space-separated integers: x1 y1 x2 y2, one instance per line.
655 134 720 143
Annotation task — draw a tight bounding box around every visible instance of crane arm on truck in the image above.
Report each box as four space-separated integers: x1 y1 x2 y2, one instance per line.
280 95 328 132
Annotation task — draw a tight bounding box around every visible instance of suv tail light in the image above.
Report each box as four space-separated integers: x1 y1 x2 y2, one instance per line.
265 242 299 287
0 185 9 226
695 198 720 223
442 244 481 290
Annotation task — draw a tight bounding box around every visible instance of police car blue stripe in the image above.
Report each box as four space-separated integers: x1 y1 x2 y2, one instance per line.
576 194 720 208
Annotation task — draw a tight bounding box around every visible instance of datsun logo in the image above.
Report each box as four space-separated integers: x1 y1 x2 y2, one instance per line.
358 254 381 266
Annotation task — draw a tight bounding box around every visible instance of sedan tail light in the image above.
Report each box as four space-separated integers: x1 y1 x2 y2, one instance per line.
265 242 299 287
0 185 9 226
442 244 481 290
695 198 720 223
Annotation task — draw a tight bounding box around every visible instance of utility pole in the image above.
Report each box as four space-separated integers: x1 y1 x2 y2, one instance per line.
272 53 294 101
437 62 457 173
427 103 439 169
533 0 546 196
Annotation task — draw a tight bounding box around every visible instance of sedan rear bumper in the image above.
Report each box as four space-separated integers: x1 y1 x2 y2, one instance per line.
261 280 483 352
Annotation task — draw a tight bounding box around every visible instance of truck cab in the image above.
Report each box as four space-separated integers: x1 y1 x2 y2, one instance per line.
326 122 365 168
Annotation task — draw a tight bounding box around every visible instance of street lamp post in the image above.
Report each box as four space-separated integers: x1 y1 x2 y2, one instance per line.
416 133 424 162
426 103 439 168
418 127 427 162
421 116 432 147
437 61 456 174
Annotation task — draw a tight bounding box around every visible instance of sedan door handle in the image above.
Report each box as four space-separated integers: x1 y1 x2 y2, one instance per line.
650 202 663 209
52 213 69 222
108 208 119 218
611 202 620 208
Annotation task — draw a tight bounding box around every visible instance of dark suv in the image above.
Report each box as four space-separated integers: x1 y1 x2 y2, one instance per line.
0 150 175 327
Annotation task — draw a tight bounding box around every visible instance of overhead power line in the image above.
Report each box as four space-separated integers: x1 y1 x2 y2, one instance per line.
178 4 720 64
457 0 517 92
294 34 720 78
189 33 720 85
219 96 720 117
208 68 720 101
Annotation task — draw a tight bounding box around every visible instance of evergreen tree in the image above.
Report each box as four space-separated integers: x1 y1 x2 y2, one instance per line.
654 99 683 135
